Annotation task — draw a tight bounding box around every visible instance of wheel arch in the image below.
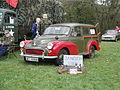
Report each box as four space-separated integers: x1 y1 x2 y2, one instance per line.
92 45 97 50
87 40 100 54
51 41 78 56
60 47 70 55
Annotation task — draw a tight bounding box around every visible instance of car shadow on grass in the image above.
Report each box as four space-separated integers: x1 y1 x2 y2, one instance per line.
0 56 7 61
101 40 117 42
20 55 101 66
21 60 56 66
83 53 100 60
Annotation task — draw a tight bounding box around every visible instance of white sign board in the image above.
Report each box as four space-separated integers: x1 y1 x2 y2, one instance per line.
63 55 83 67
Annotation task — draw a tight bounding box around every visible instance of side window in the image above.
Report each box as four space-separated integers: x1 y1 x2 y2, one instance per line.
4 13 16 24
71 26 81 37
82 28 96 36
82 28 90 36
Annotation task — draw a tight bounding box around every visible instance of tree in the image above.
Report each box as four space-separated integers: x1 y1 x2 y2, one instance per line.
61 0 120 33
0 0 64 38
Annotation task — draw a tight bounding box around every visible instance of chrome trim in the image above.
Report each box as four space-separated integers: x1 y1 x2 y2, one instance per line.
25 47 45 51
20 54 58 59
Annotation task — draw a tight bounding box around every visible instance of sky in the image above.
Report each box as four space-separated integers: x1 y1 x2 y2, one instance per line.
96 0 107 5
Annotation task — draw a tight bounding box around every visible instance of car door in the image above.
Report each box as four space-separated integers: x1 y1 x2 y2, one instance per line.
69 26 84 54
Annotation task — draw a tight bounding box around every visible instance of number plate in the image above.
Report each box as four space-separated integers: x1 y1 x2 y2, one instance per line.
106 39 110 40
26 57 39 62
105 38 111 40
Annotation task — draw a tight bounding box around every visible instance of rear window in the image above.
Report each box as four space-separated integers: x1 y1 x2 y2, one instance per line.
82 28 90 35
90 28 96 35
82 28 96 35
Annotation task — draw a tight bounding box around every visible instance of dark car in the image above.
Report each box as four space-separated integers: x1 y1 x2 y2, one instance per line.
102 30 120 41
20 23 100 65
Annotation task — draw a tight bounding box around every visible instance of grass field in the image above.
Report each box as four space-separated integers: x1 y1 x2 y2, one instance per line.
0 41 120 90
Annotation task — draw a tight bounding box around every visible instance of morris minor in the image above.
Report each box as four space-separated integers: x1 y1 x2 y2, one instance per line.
20 23 100 65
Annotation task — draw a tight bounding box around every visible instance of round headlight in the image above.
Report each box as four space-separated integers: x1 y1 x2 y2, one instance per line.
47 42 53 49
20 41 25 47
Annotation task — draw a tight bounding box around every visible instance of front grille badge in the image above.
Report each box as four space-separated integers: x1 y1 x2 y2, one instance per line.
33 41 36 46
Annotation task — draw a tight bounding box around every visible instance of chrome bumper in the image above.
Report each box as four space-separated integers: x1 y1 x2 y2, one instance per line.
20 54 58 59
102 38 115 41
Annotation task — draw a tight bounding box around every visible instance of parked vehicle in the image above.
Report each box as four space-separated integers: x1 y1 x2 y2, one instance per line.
102 30 120 42
0 8 18 42
20 23 100 65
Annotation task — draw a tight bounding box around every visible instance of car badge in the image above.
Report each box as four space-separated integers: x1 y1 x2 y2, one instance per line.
33 42 36 46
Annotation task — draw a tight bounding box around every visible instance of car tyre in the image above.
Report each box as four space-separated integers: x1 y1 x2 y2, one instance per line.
56 49 69 65
88 46 95 59
115 38 118 42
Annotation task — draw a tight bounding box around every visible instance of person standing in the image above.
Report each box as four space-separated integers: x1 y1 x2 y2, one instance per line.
115 26 120 30
0 30 15 56
32 18 41 39
41 14 52 34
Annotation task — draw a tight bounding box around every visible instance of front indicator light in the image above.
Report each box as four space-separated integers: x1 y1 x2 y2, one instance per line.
48 50 52 53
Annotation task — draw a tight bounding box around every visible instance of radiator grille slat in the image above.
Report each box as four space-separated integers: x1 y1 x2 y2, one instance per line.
26 49 44 55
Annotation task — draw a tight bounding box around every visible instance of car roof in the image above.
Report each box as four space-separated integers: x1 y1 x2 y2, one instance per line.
106 30 118 32
107 30 115 31
50 23 95 27
0 8 16 14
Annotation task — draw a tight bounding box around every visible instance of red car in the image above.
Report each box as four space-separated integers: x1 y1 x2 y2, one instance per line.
20 23 100 65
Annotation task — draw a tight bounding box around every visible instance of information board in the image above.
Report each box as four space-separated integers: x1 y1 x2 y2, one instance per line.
63 55 83 67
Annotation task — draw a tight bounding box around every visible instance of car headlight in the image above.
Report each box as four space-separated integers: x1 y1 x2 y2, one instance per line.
20 41 25 47
112 36 116 38
47 42 53 49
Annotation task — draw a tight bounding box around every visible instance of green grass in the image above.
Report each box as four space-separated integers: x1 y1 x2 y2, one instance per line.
0 41 120 90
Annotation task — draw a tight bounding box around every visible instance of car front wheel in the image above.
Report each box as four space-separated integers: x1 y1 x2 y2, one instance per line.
56 49 69 65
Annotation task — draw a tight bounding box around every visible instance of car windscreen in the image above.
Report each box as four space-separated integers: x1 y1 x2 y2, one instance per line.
43 26 70 35
106 30 117 34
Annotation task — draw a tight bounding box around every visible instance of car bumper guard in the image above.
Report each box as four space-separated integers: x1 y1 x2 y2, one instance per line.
20 54 58 59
